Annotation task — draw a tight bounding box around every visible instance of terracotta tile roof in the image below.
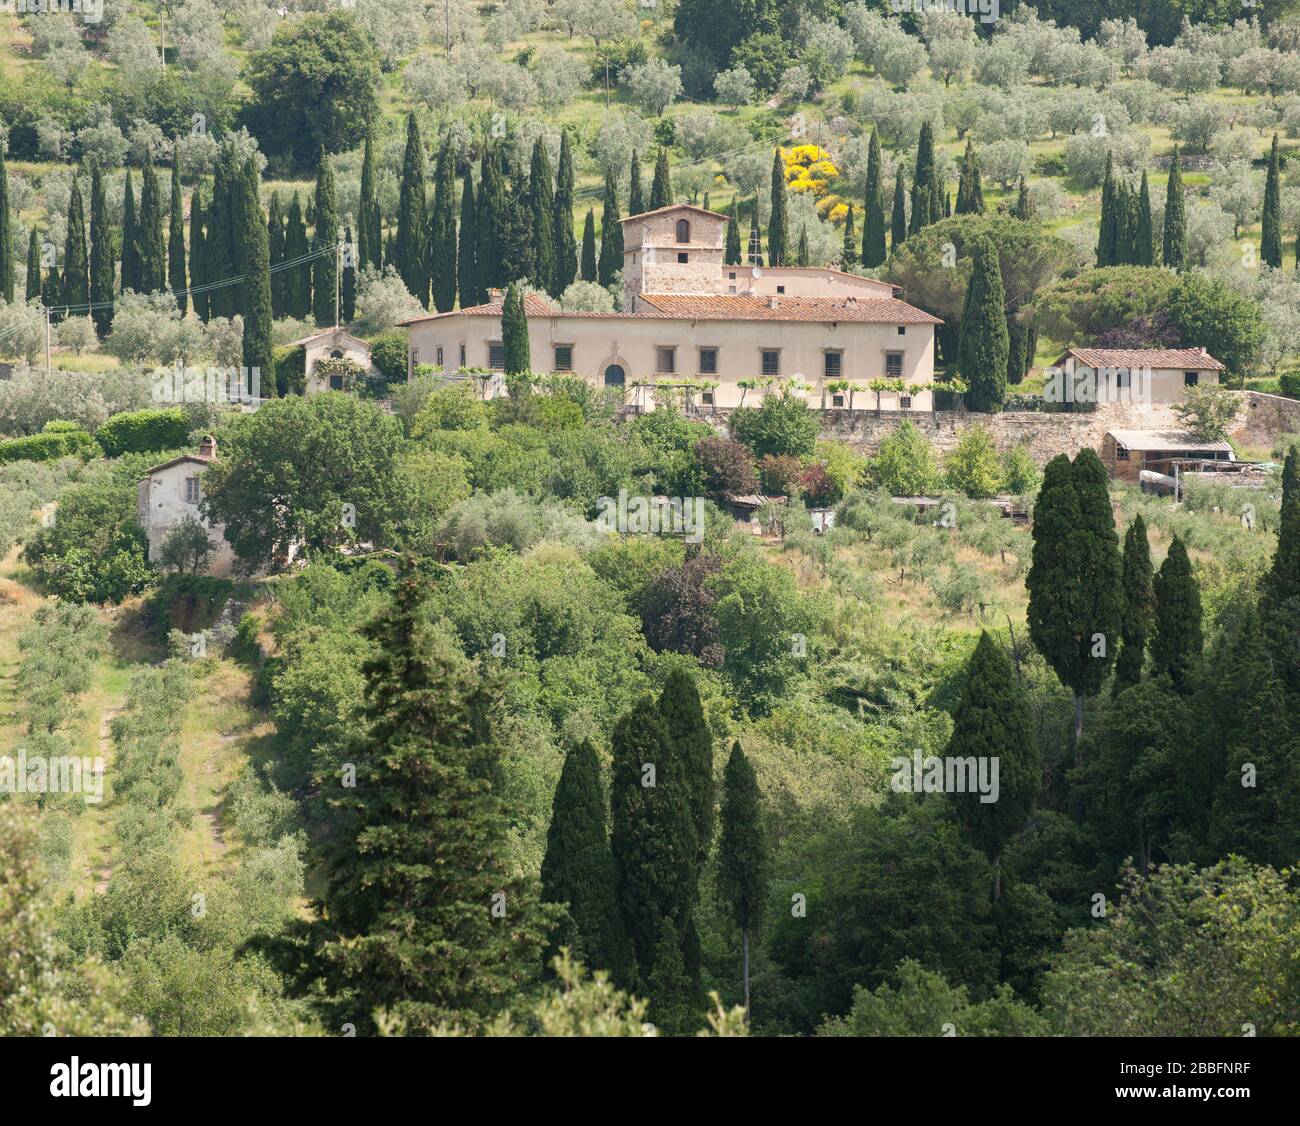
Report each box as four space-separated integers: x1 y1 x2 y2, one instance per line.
621 203 731 223
1059 347 1224 371
140 453 215 477
637 294 943 324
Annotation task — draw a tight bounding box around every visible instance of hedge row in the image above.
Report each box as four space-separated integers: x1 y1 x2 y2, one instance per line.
0 428 96 465
95 408 191 457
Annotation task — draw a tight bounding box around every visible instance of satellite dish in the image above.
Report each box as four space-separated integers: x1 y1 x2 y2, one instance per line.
753 266 763 278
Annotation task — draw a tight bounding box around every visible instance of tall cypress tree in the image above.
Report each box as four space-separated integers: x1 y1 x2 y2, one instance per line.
312 561 550 1032
890 166 907 251
841 203 857 269
358 125 382 272
498 176 534 287
1013 175 1034 220
768 148 788 267
477 146 506 292
946 632 1038 897
628 150 644 216
540 740 631 985
285 192 311 320
89 162 114 338
137 161 166 294
457 169 478 308
60 175 89 316
24 228 40 303
597 170 621 289
267 190 286 318
797 225 809 266
724 197 741 265
1271 445 1300 606
650 146 671 210
658 669 712 870
168 148 187 313
238 159 274 393
341 224 357 323
954 138 985 215
502 281 530 376
910 121 939 233
528 137 556 298
1113 514 1154 694
1151 536 1202 694
958 237 1010 412
429 143 457 313
580 207 597 282
0 146 12 303
312 157 339 326
1262 132 1282 269
1135 170 1154 267
396 114 429 306
205 152 235 318
1163 144 1186 271
863 128 887 268
189 182 208 323
1026 450 1123 747
553 130 577 296
119 170 139 295
1096 152 1119 267
716 741 766 1015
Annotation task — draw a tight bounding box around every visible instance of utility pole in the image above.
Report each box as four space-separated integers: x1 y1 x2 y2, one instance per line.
335 231 341 331
44 304 51 376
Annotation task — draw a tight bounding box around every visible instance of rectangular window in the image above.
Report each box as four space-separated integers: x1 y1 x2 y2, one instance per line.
184 477 202 505
553 345 573 372
823 351 842 379
435 346 443 368
761 350 780 377
897 325 907 335
410 349 419 373
776 285 785 294
459 344 466 368
698 347 717 374
885 351 904 378
1115 368 1130 389
656 346 676 374
1116 446 1130 460
900 394 912 409
728 285 736 294
677 252 689 263
489 342 506 371
728 272 736 280
701 391 714 405
832 393 845 408
1184 371 1199 386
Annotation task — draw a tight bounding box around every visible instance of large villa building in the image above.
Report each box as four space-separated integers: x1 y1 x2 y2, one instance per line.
399 203 943 411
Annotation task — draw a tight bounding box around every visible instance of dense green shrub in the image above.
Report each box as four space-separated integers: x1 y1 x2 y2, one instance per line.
95 409 190 457
369 329 408 383
0 429 96 465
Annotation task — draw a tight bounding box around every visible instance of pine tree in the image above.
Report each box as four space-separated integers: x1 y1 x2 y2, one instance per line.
580 208 597 282
1262 132 1283 269
958 237 1010 412
24 228 40 303
237 160 275 393
502 281 530 376
1013 175 1034 220
1026 450 1123 747
312 157 339 326
553 130 578 296
954 138 985 215
946 632 1038 897
1096 152 1119 267
341 224 356 323
863 128 887 268
0 146 12 303
137 162 166 294
429 143 457 313
890 166 908 251
597 170 621 289
1135 170 1154 267
1113 515 1154 694
457 169 478 308
628 150 644 216
285 192 311 320
841 203 858 270
768 148 788 267
119 170 139 295
716 741 766 1014
528 137 556 298
60 175 89 315
540 740 631 984
313 561 551 1032
89 162 114 338
396 114 429 306
1163 145 1186 271
358 125 382 272
267 190 286 318
1151 536 1202 693
724 198 741 266
167 149 187 313
650 146 671 210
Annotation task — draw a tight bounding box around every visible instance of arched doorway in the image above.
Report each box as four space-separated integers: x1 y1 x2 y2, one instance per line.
603 364 625 387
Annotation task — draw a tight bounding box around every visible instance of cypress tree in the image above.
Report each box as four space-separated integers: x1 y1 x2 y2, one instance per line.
205 154 234 318
312 157 339 326
628 150 644 216
238 160 274 393
498 177 534 286
285 192 311 320
716 741 766 1015
797 225 809 266
1114 515 1154 694
861 128 887 267
540 740 631 985
528 137 556 298
580 207 597 282
429 143 457 312
501 281 530 376
1262 132 1282 269
267 190 286 318
89 162 114 338
553 130 577 296
658 669 712 870
476 148 501 294
910 121 939 233
724 198 741 266
1271 445 1300 605
457 169 478 308
137 161 166 294
0 146 12 303
1163 144 1186 271
24 228 40 303
358 125 382 272
313 561 550 1032
120 170 139 295
644 917 701 1034
944 187 952 218
597 170 621 289
60 175 89 316
396 114 429 306
41 257 59 320
954 138 985 215
1026 450 1123 748
841 203 858 269
768 148 788 266
890 166 907 250
946 632 1038 897
1013 175 1034 220
958 237 1010 412
650 146 671 210
1096 152 1118 267
1135 170 1154 267
189 183 208 323
341 224 356 323
168 148 187 313
1151 536 1202 694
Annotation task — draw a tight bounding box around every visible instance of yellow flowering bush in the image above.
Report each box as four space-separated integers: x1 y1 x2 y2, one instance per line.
781 146 837 200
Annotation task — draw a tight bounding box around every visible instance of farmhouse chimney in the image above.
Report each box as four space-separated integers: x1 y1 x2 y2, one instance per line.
199 435 217 460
